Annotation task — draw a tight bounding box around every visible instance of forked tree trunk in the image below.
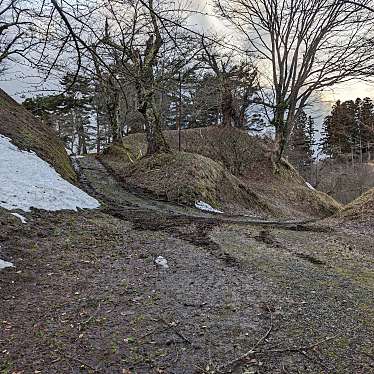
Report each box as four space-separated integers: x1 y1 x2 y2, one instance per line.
139 103 170 155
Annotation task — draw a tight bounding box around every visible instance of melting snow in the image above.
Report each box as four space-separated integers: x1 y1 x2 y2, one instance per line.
306 182 316 191
11 212 27 224
155 256 169 269
0 135 100 212
0 259 14 270
195 201 223 214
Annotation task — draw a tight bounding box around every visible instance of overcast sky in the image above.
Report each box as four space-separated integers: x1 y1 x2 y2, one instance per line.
1 0 374 107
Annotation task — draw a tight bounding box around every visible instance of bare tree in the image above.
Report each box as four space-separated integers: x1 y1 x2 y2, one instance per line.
215 0 374 165
0 0 35 69
46 0 201 155
200 39 258 128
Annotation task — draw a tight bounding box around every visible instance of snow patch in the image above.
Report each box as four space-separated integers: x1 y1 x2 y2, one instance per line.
195 201 223 214
11 213 27 224
0 259 14 270
0 135 100 212
155 256 169 269
306 182 316 191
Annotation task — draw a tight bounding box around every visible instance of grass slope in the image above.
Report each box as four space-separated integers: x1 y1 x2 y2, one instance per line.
339 187 374 223
102 149 272 216
101 127 341 219
0 89 76 183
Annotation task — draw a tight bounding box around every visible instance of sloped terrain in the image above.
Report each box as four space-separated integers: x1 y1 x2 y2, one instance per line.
101 127 340 219
0 135 99 212
0 88 76 183
0 160 372 374
101 149 272 217
339 187 374 223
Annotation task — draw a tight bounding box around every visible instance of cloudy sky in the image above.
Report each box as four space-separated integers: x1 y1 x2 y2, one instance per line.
1 0 374 108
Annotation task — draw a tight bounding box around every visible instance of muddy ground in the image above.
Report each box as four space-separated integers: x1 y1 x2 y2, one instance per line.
0 157 373 374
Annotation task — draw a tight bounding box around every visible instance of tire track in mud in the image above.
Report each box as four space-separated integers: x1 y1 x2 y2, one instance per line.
72 156 328 268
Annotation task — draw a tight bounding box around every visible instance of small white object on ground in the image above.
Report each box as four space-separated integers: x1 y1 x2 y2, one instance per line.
0 135 100 212
155 256 169 269
305 182 316 191
0 259 14 270
195 200 223 214
11 213 27 224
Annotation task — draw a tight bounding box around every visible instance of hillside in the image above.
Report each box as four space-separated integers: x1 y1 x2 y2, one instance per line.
0 88 76 183
339 187 374 223
2 1 374 372
0 89 99 214
100 127 341 219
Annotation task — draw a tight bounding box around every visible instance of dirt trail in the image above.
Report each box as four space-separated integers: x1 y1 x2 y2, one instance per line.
75 156 317 228
0 156 373 374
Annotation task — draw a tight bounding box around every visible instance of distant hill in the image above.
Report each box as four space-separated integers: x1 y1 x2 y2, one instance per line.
0 88 76 183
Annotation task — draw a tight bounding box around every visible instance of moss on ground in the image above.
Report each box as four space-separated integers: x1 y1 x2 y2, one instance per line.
210 223 374 373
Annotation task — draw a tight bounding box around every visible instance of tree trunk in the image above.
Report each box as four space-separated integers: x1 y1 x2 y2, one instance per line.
77 122 88 155
108 104 120 143
141 106 170 156
222 82 234 127
146 123 170 155
96 111 101 153
271 110 288 166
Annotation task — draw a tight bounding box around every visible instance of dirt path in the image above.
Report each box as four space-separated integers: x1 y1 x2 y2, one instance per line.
0 157 373 374
75 156 317 228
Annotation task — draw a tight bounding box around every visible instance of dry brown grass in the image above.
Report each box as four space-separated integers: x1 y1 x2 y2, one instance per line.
314 159 374 204
100 149 273 216
119 126 270 176
100 127 341 219
339 187 374 222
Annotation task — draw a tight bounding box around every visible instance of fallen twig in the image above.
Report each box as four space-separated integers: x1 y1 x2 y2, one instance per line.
80 302 102 328
217 306 337 374
217 304 273 372
160 317 192 345
260 335 337 355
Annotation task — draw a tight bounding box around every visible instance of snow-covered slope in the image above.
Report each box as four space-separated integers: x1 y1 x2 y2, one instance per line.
0 135 100 212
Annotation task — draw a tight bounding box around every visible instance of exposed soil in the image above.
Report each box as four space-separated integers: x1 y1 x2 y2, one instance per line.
0 156 373 374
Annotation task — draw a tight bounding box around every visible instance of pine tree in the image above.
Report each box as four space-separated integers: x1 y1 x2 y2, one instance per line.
357 97 374 158
60 74 94 155
287 110 315 179
322 98 374 160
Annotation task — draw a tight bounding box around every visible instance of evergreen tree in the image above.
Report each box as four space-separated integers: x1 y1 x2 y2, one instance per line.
287 110 315 178
23 74 97 155
322 98 374 160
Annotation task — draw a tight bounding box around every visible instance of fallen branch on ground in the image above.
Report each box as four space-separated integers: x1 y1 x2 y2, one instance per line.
217 305 337 373
160 317 193 345
217 304 273 372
